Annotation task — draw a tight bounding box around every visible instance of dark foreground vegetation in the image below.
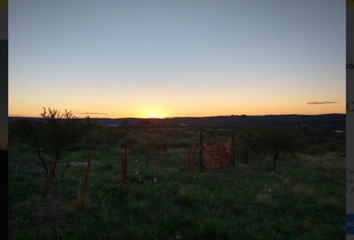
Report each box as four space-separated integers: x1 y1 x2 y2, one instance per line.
8 109 345 239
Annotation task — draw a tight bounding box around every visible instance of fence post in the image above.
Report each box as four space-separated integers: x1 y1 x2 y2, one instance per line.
82 154 92 194
199 128 203 173
244 130 248 164
42 156 57 201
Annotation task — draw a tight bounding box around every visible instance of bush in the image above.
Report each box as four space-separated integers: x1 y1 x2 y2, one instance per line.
97 144 112 152
171 139 193 148
66 142 86 151
255 127 295 171
120 134 141 148
9 108 98 178
321 142 344 153
307 145 325 156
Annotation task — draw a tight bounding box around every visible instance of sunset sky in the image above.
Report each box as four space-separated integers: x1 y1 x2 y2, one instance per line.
9 0 345 119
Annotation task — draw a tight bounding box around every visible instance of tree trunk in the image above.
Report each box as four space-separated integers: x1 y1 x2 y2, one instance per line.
36 148 48 176
51 163 57 179
51 153 61 179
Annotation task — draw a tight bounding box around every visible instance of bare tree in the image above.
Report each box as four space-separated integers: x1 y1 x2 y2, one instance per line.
257 127 295 171
10 108 97 178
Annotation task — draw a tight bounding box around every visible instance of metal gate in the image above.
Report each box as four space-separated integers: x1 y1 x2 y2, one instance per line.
202 141 234 171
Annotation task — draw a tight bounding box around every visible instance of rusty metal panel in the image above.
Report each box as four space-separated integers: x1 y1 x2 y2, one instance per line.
202 142 234 170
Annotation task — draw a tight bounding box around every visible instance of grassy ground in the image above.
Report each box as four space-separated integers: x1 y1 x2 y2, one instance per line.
8 129 345 240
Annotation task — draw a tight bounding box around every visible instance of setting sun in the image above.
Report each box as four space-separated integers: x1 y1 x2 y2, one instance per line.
140 108 167 119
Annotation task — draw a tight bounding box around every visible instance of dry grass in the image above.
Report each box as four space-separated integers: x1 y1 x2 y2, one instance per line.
292 184 304 196
179 188 187 197
297 205 304 215
256 193 271 205
305 188 316 200
319 196 340 209
33 198 73 238
75 190 90 210
339 224 346 234
126 192 136 202
302 219 312 231
283 177 290 186
301 153 345 172
232 202 241 213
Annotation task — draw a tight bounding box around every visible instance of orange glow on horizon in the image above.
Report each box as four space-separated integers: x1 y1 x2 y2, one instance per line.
8 102 345 119
139 107 168 119
8 109 345 119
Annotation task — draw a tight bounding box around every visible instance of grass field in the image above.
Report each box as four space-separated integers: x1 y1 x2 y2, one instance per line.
8 126 345 239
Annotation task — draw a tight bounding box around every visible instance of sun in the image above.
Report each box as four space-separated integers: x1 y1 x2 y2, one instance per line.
141 108 166 119
148 114 159 119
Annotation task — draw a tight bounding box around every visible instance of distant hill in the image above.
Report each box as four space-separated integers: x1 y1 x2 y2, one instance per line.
8 114 346 130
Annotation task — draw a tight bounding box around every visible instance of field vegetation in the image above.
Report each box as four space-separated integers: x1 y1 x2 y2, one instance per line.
8 111 345 239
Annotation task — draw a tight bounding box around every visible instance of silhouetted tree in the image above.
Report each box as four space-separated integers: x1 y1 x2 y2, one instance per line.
135 133 164 164
10 119 49 174
10 107 97 178
257 127 295 171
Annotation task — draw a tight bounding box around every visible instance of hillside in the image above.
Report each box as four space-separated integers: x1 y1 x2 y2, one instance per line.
8 114 345 130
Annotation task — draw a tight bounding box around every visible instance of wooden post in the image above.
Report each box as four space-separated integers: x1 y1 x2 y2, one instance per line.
199 128 203 173
155 150 162 182
244 130 248 164
82 154 92 194
42 156 57 201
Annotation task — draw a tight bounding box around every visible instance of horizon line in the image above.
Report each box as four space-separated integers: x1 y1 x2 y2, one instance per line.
8 112 346 119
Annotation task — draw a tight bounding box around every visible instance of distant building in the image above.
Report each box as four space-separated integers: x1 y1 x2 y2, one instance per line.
107 124 119 127
180 123 188 126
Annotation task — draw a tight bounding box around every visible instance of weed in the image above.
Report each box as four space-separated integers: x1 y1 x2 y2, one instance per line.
75 189 90 210
283 177 290 186
256 193 271 205
293 184 304 196
319 196 340 209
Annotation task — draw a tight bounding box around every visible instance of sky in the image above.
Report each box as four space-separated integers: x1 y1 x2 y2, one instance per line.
9 0 345 120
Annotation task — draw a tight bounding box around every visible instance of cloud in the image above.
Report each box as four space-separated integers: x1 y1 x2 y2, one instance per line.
305 101 339 105
79 112 109 115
